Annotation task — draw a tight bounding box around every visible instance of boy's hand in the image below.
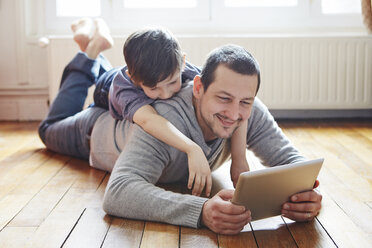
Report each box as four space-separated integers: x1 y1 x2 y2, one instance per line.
187 146 212 197
230 158 250 188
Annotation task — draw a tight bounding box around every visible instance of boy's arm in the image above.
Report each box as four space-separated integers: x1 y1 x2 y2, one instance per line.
230 119 250 188
133 105 212 196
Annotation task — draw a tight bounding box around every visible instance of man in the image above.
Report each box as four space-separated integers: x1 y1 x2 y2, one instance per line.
39 44 322 235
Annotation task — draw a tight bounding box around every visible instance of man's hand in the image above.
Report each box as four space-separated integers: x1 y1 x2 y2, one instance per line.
201 189 251 234
230 158 250 188
187 146 212 197
281 180 322 221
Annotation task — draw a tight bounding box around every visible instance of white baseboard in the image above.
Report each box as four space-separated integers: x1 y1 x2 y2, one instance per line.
0 94 48 121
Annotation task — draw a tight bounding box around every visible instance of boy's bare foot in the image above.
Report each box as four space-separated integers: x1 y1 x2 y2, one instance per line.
71 18 94 52
85 18 114 59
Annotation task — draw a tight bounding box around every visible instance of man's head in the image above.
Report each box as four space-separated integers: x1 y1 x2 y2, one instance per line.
124 28 185 100
193 44 261 141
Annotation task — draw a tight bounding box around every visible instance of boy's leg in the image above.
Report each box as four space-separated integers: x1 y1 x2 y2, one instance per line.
71 18 94 52
39 53 108 159
93 65 118 109
39 54 112 160
38 18 115 159
85 18 114 60
42 53 102 125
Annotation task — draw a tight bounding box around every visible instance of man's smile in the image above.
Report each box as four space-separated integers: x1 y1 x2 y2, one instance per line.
215 114 238 128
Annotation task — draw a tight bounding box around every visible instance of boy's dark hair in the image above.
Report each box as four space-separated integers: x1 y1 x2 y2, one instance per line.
124 28 183 88
200 44 261 94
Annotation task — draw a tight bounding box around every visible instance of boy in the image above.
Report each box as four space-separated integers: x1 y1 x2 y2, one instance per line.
72 18 250 196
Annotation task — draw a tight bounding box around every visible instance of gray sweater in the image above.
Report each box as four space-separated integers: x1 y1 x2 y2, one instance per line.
90 85 305 228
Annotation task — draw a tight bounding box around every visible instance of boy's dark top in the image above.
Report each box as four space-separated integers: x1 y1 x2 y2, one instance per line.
93 61 201 122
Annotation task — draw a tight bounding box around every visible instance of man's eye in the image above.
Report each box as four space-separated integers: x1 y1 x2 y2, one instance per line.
241 101 251 105
218 97 230 102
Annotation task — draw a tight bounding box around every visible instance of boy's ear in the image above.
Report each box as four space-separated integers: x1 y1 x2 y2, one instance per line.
193 75 204 99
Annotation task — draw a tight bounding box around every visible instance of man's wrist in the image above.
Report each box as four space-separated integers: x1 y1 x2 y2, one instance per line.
198 200 208 228
231 155 248 163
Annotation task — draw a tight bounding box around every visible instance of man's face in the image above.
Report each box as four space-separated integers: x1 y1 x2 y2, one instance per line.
193 65 258 141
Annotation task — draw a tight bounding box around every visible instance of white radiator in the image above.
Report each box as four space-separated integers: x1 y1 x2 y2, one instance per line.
47 35 372 110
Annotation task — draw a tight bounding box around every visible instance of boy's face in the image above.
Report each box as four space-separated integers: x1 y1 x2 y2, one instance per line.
140 70 182 100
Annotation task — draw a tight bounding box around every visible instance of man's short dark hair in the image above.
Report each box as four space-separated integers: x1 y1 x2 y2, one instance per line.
200 44 261 93
123 28 183 88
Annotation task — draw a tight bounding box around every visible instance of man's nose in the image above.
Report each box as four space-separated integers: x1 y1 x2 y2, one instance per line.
226 102 240 120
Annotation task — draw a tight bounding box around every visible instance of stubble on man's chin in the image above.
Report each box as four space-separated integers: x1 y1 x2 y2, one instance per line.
215 124 240 139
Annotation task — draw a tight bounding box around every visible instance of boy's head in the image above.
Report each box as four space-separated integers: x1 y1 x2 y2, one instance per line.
124 28 184 99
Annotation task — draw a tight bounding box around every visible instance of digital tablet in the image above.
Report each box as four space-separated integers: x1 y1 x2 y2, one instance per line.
232 158 324 221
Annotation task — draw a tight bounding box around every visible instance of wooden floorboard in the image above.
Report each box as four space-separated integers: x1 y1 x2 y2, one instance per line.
0 120 371 247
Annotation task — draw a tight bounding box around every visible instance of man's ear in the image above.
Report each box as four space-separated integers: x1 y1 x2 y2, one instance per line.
193 75 204 99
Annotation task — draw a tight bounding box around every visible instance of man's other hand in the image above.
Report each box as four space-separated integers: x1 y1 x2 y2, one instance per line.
201 189 251 234
281 180 322 221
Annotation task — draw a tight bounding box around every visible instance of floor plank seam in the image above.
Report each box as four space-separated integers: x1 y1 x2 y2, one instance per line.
138 221 146 248
99 216 112 248
0 155 70 232
0 137 39 162
323 187 361 230
97 173 109 192
0 143 38 165
315 217 339 247
60 208 86 247
281 216 299 248
0 150 53 201
248 222 259 248
19 155 70 200
178 225 181 248
216 231 220 248
41 177 77 224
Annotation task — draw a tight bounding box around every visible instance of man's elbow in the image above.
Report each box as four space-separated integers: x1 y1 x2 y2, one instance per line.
102 191 113 215
102 186 119 216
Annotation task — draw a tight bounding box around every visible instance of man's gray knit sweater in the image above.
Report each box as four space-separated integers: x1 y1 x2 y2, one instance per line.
90 85 305 229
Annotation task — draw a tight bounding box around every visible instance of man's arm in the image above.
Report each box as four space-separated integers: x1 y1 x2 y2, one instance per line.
246 98 306 166
246 98 321 222
102 124 208 228
230 119 250 188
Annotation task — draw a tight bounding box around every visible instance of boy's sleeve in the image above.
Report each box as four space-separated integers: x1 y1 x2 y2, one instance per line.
93 68 120 109
181 61 201 85
109 69 154 122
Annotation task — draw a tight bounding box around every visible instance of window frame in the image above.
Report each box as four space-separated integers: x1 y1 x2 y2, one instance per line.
41 0 365 36
110 0 210 29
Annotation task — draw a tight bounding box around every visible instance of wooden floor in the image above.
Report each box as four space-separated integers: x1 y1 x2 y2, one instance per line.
0 120 371 247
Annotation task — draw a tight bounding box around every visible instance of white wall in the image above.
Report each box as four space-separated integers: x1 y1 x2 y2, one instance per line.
0 0 49 120
0 0 371 120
